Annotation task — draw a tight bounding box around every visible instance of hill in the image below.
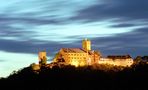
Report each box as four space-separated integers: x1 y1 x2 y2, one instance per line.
0 62 148 90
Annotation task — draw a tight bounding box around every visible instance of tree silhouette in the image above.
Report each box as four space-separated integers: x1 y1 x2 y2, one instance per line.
0 59 148 90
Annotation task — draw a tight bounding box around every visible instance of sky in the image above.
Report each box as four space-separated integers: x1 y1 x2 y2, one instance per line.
0 0 148 77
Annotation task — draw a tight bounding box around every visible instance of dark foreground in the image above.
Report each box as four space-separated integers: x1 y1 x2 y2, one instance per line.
0 63 148 90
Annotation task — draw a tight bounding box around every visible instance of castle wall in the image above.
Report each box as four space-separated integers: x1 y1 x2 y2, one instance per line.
53 47 101 67
99 58 133 67
60 51 88 66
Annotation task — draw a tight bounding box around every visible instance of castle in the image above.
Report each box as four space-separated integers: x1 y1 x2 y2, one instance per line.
33 39 133 70
53 39 101 67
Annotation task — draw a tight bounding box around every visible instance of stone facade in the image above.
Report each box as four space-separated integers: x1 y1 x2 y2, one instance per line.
99 55 133 67
53 39 101 66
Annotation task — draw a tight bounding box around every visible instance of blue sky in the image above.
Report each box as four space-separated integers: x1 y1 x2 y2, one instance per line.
0 0 148 77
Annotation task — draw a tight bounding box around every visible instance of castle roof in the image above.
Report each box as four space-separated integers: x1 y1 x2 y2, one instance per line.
107 55 132 59
61 48 100 55
61 48 86 53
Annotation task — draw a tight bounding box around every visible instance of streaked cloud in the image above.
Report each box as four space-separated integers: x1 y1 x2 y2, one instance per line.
92 28 148 57
72 0 148 22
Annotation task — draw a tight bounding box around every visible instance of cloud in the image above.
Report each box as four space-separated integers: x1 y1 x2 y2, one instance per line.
0 27 147 59
0 38 82 59
0 0 147 58
0 59 5 62
110 23 136 28
0 0 97 22
72 0 148 22
0 0 101 42
91 28 148 57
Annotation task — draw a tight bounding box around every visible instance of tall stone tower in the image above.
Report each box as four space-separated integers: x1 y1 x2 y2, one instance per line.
82 38 91 51
38 51 47 65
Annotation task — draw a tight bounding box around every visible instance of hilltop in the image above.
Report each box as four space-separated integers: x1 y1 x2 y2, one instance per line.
0 61 148 90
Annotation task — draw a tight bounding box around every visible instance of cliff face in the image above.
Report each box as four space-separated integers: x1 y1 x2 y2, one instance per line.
0 63 148 90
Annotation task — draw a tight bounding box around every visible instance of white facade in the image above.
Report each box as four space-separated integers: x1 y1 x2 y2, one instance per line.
98 58 133 67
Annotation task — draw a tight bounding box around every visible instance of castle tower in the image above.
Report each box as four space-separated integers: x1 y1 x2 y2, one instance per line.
82 38 91 51
38 51 47 65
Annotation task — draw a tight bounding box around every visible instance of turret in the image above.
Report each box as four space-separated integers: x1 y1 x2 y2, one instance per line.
82 38 91 51
38 51 47 66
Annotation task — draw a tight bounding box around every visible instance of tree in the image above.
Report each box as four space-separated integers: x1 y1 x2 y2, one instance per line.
134 56 142 65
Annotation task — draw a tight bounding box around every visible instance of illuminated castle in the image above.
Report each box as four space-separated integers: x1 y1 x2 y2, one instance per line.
53 39 101 67
35 39 133 69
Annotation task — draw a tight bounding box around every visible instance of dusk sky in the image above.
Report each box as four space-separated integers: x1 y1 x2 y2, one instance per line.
0 0 148 77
